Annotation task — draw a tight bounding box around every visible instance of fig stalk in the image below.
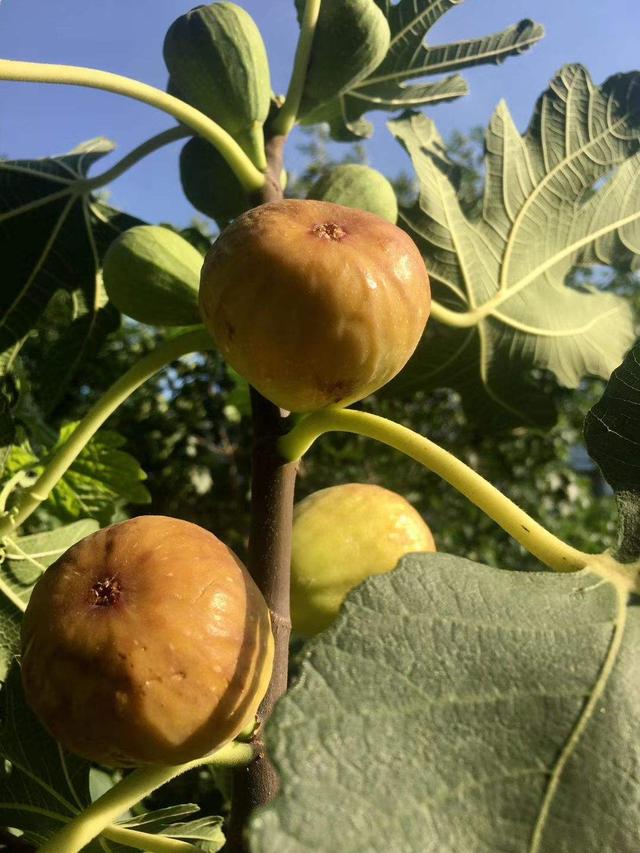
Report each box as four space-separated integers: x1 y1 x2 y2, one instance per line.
225 134 298 851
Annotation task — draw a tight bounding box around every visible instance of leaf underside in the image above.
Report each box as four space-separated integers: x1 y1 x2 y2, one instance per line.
250 553 639 853
389 65 640 429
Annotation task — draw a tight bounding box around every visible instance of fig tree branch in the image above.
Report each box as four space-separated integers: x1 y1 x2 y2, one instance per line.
0 328 213 538
271 0 322 136
38 742 254 853
0 60 265 193
84 125 191 191
225 135 298 852
279 408 593 573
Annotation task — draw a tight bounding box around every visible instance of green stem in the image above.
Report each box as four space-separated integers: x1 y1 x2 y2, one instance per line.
85 126 191 191
279 408 591 573
101 823 199 852
38 742 254 853
429 299 478 328
0 59 265 193
271 0 322 136
0 329 213 538
0 471 30 513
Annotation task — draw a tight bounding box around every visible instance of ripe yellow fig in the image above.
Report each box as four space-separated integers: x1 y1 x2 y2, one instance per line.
290 484 436 636
20 516 273 766
199 199 430 412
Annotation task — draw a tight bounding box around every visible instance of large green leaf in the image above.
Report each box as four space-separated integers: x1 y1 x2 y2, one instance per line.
389 65 640 429
302 2 544 141
4 424 150 527
0 139 140 390
250 553 639 852
584 339 640 562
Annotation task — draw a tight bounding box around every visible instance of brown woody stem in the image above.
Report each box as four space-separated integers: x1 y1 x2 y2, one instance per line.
224 134 298 851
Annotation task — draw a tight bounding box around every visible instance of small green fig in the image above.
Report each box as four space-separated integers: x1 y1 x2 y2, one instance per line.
199 199 430 413
180 136 250 228
308 164 398 223
164 2 271 167
20 516 274 766
102 225 203 327
291 484 436 636
295 0 390 116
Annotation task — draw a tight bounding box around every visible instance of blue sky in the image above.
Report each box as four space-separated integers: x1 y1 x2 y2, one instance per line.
0 0 638 226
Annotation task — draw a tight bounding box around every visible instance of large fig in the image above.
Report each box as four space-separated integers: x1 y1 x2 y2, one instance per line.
291 484 436 636
164 3 270 166
308 163 398 223
20 516 274 766
199 199 430 412
102 225 203 327
180 136 250 228
296 0 390 116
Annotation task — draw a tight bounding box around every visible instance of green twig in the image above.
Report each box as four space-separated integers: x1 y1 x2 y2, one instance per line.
0 328 213 538
278 408 592 573
271 0 322 136
85 126 191 191
38 741 254 853
0 59 265 192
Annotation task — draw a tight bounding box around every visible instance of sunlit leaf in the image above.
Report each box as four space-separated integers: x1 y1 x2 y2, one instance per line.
389 66 640 429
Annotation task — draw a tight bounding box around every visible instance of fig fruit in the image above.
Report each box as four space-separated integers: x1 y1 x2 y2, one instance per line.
308 164 398 223
180 135 249 228
20 516 274 766
103 225 203 327
290 484 436 636
164 2 270 166
295 0 390 117
199 199 430 412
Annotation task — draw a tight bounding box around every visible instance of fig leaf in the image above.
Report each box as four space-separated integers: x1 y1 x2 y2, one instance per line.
0 139 141 391
250 553 640 852
387 65 640 430
3 425 150 527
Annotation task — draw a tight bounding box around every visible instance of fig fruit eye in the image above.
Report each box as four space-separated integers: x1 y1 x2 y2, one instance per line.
198 199 431 413
20 516 274 767
290 483 436 636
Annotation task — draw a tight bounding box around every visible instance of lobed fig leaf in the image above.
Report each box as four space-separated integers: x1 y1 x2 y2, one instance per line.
102 225 203 327
291 483 435 636
295 0 390 118
20 516 274 766
198 199 431 413
308 163 398 223
180 135 250 228
164 2 271 166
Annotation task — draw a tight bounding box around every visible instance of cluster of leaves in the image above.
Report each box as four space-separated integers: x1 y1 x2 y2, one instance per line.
0 0 639 850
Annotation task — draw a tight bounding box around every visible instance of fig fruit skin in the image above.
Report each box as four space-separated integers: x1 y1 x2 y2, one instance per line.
290 484 436 636
20 516 274 767
308 164 398 224
180 135 250 228
295 0 390 116
199 199 430 413
103 226 204 327
163 2 270 165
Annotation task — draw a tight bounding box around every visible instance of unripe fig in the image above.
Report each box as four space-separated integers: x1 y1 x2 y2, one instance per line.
180 136 249 228
308 164 398 223
20 516 274 766
164 3 270 166
199 199 430 412
295 0 390 116
291 484 436 636
103 226 203 327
